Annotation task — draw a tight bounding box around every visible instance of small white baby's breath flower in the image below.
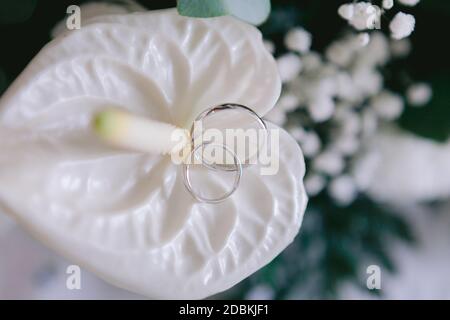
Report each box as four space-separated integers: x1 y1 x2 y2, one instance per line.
335 108 362 135
351 149 381 191
406 83 432 107
352 67 383 96
326 40 355 67
300 131 322 157
338 4 354 20
382 0 394 10
301 52 322 72
361 108 379 136
349 2 380 31
246 285 274 300
328 175 358 206
390 38 412 58
308 97 335 122
277 53 303 83
305 173 326 196
332 133 360 156
313 149 345 176
390 12 415 40
371 90 404 120
398 0 420 6
357 32 370 47
285 27 312 53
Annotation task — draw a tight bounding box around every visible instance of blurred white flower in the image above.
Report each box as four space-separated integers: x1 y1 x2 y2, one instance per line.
352 67 383 97
390 38 411 58
305 173 326 196
406 83 432 107
300 131 322 157
383 0 394 10
326 39 355 67
357 32 370 47
335 72 359 101
285 27 312 53
354 126 450 203
313 149 345 176
332 133 360 156
351 149 381 191
277 53 303 83
301 52 322 72
338 4 354 20
361 108 379 136
334 108 361 135
398 0 420 6
355 32 390 68
390 12 415 40
345 2 380 31
308 97 335 122
328 175 358 205
245 284 274 300
370 90 404 120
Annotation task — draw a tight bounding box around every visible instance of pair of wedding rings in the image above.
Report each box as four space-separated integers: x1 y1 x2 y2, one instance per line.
182 103 267 204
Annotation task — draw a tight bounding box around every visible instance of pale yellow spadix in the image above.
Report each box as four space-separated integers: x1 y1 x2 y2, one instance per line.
93 109 190 155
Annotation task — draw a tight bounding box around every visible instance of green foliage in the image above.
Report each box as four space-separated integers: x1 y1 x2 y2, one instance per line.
177 0 271 25
0 0 37 24
225 194 415 299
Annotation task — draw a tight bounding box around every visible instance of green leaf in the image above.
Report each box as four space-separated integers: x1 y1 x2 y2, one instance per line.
177 0 271 25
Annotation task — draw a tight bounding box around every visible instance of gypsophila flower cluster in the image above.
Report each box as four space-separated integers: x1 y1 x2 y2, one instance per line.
338 1 418 42
265 1 431 206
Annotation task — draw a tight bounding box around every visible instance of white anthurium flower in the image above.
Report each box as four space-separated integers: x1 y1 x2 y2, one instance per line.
0 9 308 299
353 126 450 203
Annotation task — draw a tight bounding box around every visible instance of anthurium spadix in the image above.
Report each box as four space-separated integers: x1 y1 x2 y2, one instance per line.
0 9 307 299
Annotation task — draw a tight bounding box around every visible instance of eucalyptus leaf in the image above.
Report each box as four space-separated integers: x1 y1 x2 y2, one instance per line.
177 0 271 25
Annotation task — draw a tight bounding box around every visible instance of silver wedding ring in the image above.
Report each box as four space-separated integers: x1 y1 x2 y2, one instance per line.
182 103 267 204
183 142 242 204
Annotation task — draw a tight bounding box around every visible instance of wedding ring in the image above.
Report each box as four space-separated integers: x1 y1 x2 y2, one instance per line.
182 142 242 204
190 103 267 171
182 103 266 203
